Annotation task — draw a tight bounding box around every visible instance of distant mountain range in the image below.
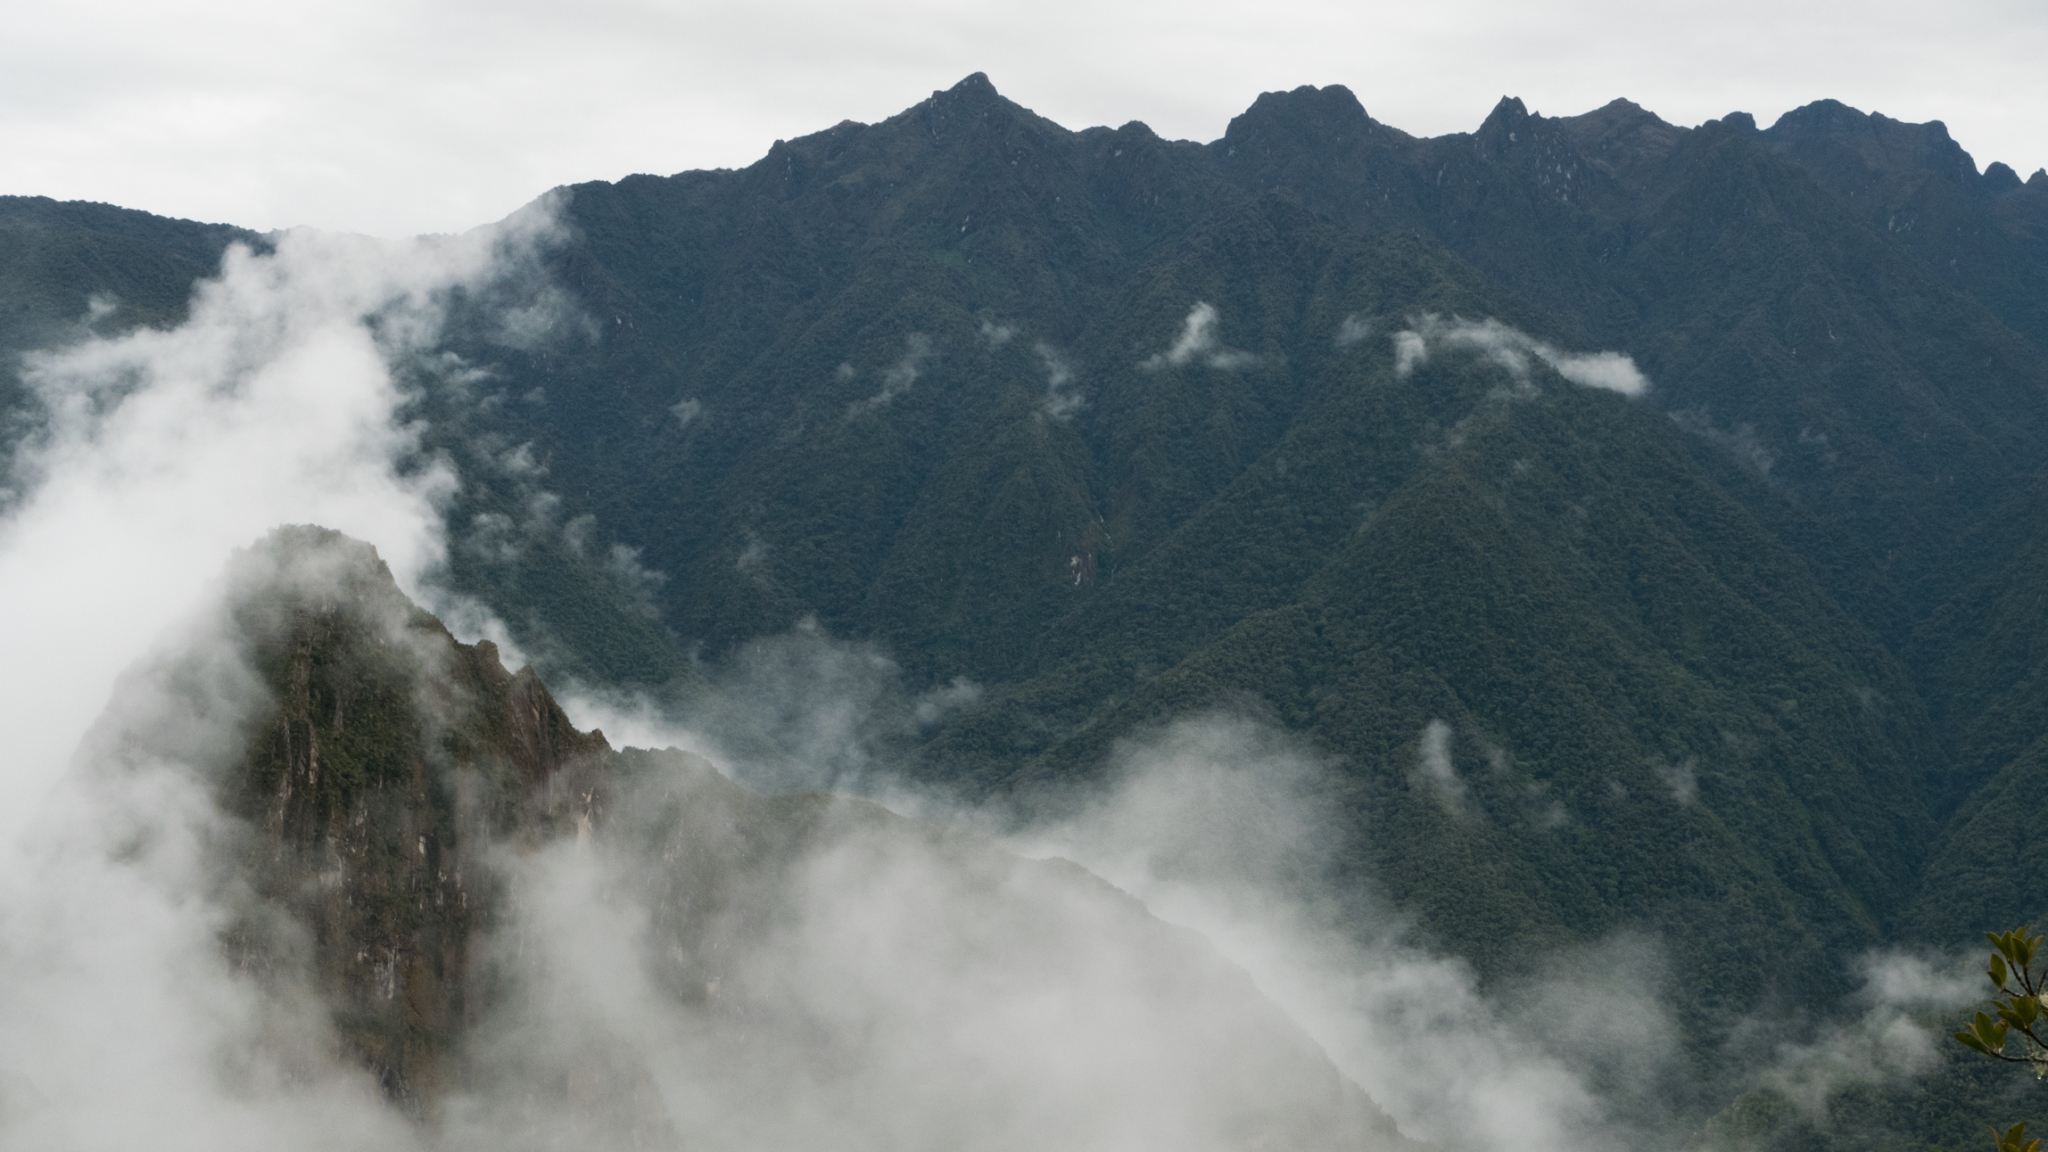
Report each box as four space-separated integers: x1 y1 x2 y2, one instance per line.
6 74 2048 1148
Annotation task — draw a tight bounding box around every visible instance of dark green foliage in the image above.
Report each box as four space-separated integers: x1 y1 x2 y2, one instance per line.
991 354 1936 1041
12 75 2048 1147
427 79 2048 1141
1697 1050 2042 1152
0 196 257 418
1760 100 2048 355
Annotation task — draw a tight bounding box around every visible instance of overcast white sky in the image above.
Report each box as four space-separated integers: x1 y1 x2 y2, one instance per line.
4 0 2043 236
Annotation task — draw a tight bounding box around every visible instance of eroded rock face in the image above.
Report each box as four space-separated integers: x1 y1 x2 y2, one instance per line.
75 525 1425 1151
212 525 613 1103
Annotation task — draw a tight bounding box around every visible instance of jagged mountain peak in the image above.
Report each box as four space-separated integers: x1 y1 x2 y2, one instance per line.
1213 82 1408 193
1985 160 2024 191
1225 83 1373 139
1556 96 1686 173
1707 109 1759 133
1764 97 1982 186
911 70 1071 145
736 69 1075 192
931 70 1002 104
1472 94 1533 143
1481 94 1530 122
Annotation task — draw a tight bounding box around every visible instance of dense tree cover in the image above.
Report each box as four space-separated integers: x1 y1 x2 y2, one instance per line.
0 196 257 425
7 74 2048 1146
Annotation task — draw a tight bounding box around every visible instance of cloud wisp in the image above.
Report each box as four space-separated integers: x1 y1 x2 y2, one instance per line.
1036 341 1084 419
1411 718 1470 814
1742 951 1983 1116
1389 314 1648 396
848 332 935 416
1141 302 1257 372
1336 314 1375 348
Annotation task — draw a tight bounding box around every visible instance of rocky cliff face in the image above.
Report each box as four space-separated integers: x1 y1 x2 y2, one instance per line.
213 525 614 1104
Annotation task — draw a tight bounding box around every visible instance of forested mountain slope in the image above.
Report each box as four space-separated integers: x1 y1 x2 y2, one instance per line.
7 73 2048 1143
422 75 2048 984
0 196 255 416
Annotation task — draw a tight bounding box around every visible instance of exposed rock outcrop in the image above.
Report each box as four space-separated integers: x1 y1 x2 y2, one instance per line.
218 525 613 1103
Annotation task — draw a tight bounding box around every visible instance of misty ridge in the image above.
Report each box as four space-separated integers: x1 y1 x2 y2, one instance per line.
1 71 2047 1151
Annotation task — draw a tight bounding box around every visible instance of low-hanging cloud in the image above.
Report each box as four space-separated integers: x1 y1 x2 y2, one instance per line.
1036 340 1084 419
848 332 935 415
0 202 578 1145
1141 302 1258 371
537 605 2011 1152
1390 314 1648 396
1737 950 1983 1117
1669 407 1776 478
964 711 1989 1152
1336 314 1375 348
0 209 564 840
1 501 1985 1152
584 617 984 799
430 364 671 645
1651 755 1699 806
1412 718 1469 813
1011 714 1660 1152
1393 330 1429 377
435 757 1415 1152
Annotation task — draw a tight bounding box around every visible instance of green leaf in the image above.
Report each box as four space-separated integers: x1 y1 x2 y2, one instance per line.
1992 953 2010 988
1958 1029 1991 1053
1974 1012 2011 1051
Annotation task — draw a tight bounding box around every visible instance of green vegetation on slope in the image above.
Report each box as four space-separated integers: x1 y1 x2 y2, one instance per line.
12 73 2048 1148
